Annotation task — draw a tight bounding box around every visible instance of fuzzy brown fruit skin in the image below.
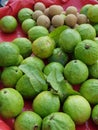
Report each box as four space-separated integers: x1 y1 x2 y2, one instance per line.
34 2 46 12
32 10 43 20
37 15 50 28
51 15 65 27
65 14 77 27
49 5 64 17
66 6 78 15
77 14 88 24
44 8 51 18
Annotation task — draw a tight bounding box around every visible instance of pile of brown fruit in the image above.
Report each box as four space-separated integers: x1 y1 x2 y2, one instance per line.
32 2 89 31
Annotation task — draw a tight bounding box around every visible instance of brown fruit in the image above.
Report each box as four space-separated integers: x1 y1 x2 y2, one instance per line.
51 15 64 27
49 5 64 17
32 10 43 20
65 14 77 27
44 8 50 17
34 2 46 12
66 6 78 15
37 15 50 28
77 14 88 24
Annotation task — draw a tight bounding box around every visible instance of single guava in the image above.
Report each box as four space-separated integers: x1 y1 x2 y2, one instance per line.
63 95 91 124
79 79 98 104
28 26 49 42
0 88 24 118
80 4 93 15
14 111 42 130
32 91 60 118
22 18 36 34
64 60 89 85
42 112 75 130
1 66 23 88
0 15 18 33
12 37 32 58
32 36 55 59
0 42 20 67
87 5 98 23
18 8 33 23
74 39 98 65
76 24 96 40
59 28 81 53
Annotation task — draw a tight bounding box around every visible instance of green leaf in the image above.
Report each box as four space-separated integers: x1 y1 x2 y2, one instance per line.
47 69 64 91
57 80 80 102
49 25 69 45
47 69 80 102
19 64 48 92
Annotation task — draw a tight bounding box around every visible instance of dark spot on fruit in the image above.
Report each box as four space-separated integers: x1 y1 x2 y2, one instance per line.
4 90 7 94
47 125 51 129
15 69 18 72
85 44 90 49
74 60 77 63
33 125 38 130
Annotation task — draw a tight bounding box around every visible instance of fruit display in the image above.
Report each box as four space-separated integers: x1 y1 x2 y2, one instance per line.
1 0 98 130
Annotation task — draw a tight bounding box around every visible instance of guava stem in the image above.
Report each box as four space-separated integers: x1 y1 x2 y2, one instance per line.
74 60 77 63
85 44 90 49
4 90 7 94
50 115 54 120
34 125 38 130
